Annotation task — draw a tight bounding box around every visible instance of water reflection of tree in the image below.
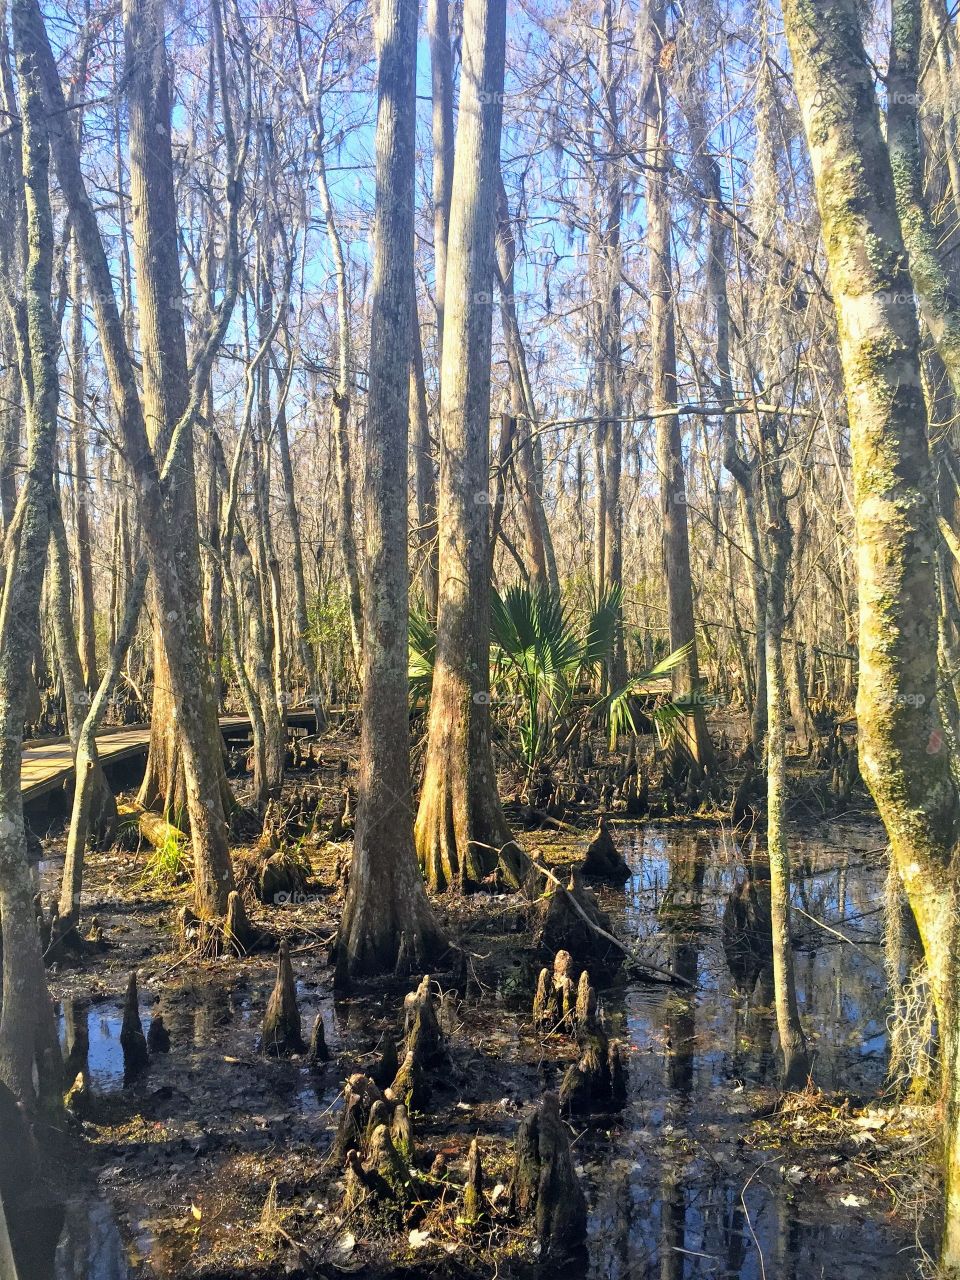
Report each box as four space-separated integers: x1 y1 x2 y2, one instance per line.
657 837 706 1279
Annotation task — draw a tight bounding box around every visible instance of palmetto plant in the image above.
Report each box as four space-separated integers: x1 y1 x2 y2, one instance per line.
489 583 620 769
409 582 691 774
408 605 437 711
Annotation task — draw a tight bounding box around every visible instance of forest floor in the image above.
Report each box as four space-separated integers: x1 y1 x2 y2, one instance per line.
21 725 944 1280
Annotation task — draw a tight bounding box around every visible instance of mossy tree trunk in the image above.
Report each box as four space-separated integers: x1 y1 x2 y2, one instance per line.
125 0 232 834
782 0 960 1262
333 0 447 982
0 0 62 1103
23 0 240 918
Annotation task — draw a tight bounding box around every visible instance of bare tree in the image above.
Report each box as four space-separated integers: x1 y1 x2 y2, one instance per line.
333 0 447 980
414 0 532 893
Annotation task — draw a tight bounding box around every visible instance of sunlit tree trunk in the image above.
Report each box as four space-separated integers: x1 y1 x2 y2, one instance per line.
782 0 960 1261
598 0 626 688
59 556 148 925
644 0 713 770
763 463 810 1088
428 0 454 357
414 0 532 893
333 0 446 982
68 239 97 689
125 0 232 833
48 498 116 845
25 0 238 917
0 0 62 1103
410 296 439 610
275 373 326 729
494 177 548 590
314 133 364 675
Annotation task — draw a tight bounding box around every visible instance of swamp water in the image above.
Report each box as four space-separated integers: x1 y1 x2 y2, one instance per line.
27 821 918 1278
570 823 905 1280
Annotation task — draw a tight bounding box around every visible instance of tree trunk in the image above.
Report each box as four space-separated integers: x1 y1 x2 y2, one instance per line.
598 0 626 689
428 0 454 357
68 239 97 689
24 0 238 918
48 498 116 844
494 177 549 590
0 0 61 1104
414 0 532 894
126 0 231 835
314 132 364 675
410 294 439 610
782 0 960 1262
764 478 810 1089
333 0 447 983
644 2 713 770
59 556 148 924
275 372 326 729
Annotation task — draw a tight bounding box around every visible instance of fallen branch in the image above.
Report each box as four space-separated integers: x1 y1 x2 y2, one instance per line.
470 840 693 988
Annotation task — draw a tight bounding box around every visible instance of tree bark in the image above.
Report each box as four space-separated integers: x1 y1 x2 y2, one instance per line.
644 1 713 770
68 239 97 689
59 556 148 924
0 0 62 1103
48 497 116 844
22 0 238 917
410 294 439 610
428 0 454 357
414 0 533 894
313 126 364 675
125 0 232 834
333 0 446 983
763 466 810 1089
782 0 960 1262
274 365 326 729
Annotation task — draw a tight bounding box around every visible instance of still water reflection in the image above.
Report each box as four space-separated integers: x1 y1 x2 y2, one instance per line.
583 824 903 1280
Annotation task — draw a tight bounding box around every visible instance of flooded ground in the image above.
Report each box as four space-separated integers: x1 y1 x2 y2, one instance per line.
578 822 909 1280
20 813 932 1279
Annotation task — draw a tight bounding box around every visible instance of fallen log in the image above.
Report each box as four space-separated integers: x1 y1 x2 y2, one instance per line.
116 802 187 855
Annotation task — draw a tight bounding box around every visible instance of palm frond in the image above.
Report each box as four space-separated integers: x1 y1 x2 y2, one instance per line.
602 642 693 749
581 584 624 672
408 606 436 706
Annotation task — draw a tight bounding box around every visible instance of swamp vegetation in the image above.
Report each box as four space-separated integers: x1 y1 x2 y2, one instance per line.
2 0 960 1274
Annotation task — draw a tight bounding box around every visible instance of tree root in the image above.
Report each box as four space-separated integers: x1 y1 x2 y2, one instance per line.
120 971 149 1084
386 975 451 1108
532 950 578 1031
335 1074 424 1227
580 816 631 881
261 940 306 1056
509 1091 587 1260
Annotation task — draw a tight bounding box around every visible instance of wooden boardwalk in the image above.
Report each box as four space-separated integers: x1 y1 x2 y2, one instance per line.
21 711 317 802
